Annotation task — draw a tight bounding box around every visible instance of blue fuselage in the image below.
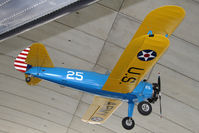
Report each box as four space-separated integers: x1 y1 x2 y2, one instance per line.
26 67 153 102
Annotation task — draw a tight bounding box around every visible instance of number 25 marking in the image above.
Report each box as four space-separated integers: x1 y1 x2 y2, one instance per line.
66 71 84 81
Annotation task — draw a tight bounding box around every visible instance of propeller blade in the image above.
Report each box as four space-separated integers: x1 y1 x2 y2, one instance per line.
158 73 162 118
159 94 162 118
158 73 161 91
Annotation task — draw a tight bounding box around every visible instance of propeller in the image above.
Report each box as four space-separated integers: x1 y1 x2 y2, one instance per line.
158 73 162 118
148 73 163 118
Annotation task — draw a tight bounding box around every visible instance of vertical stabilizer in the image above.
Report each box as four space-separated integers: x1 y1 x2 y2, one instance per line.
14 43 54 85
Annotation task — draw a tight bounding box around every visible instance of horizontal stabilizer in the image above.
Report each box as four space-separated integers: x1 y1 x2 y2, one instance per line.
25 43 54 68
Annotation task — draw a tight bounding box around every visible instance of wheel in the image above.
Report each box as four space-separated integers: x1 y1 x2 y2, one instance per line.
137 101 152 116
122 117 135 130
25 77 31 83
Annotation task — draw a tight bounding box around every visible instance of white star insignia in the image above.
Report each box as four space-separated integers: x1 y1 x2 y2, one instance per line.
138 50 156 61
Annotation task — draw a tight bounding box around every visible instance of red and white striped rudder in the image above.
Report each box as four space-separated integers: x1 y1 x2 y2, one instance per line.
14 47 30 73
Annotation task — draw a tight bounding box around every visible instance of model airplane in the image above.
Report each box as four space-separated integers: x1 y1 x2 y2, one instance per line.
14 6 185 130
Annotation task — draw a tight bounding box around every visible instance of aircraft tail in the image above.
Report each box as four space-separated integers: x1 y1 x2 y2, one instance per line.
14 43 54 85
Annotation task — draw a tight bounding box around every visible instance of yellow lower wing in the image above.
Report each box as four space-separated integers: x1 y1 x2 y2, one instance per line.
82 96 122 124
102 34 169 93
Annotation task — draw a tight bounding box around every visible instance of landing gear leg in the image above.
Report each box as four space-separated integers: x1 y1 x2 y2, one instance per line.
128 102 134 118
122 102 135 130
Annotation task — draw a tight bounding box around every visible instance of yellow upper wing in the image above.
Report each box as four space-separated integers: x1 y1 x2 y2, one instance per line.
132 5 185 40
102 34 169 93
102 5 185 94
82 96 122 124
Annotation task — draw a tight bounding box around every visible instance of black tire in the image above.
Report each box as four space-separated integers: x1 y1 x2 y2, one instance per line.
137 101 152 116
122 117 135 130
25 77 31 83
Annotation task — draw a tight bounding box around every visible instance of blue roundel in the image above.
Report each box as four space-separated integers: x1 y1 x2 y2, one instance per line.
137 50 157 61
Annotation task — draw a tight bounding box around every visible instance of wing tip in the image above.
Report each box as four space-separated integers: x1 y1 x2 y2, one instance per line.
152 5 186 18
